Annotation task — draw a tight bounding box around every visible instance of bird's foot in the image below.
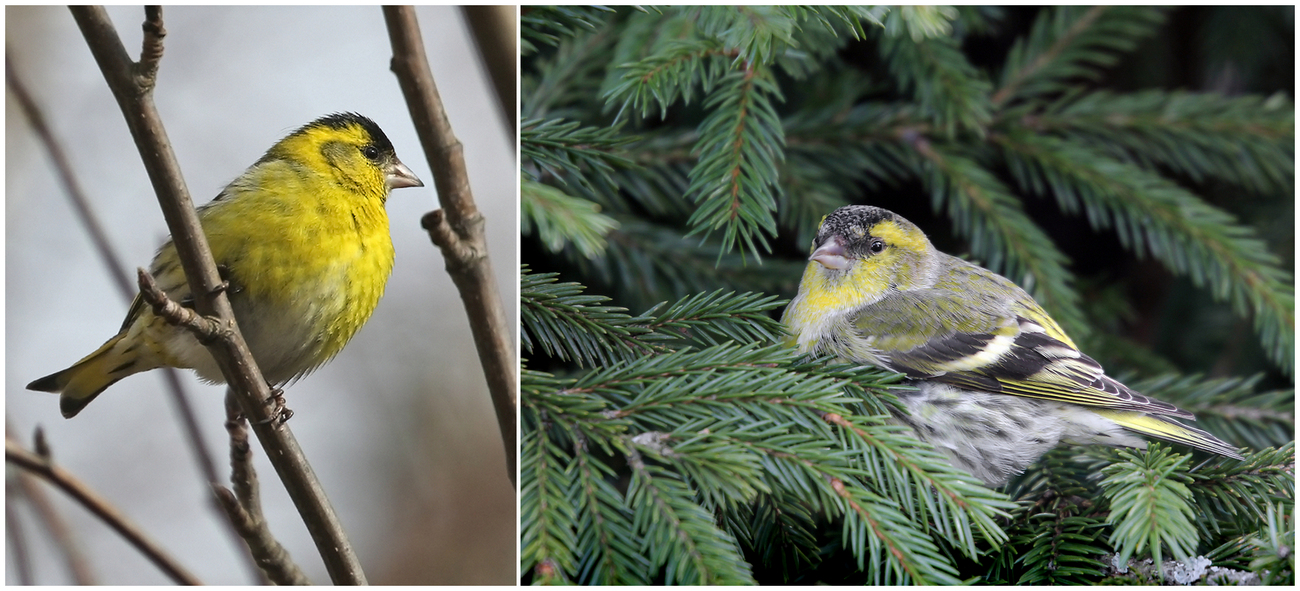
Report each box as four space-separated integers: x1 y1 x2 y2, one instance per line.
252 386 293 425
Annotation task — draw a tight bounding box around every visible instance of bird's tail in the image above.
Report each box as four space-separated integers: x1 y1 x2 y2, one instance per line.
1097 409 1245 460
27 333 156 418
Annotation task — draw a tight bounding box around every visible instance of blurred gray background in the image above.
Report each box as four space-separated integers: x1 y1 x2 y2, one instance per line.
6 5 516 585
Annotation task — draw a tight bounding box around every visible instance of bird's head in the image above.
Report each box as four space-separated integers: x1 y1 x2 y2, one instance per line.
804 205 938 304
261 112 423 201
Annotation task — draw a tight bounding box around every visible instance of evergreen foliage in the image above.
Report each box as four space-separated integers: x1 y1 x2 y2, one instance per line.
520 5 1294 585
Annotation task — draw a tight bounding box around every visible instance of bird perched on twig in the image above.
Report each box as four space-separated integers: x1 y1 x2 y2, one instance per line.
29 113 424 418
783 205 1242 486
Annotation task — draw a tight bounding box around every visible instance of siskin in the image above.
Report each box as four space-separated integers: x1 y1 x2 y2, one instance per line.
783 205 1243 486
28 113 423 418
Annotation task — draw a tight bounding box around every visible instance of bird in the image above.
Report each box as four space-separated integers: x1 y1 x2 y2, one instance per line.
28 112 424 419
782 205 1243 486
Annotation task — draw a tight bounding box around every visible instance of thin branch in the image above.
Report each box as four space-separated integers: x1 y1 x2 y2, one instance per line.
69 6 365 584
5 423 97 584
11 466 99 584
216 391 307 585
6 54 133 299
461 5 517 137
8 47 264 584
224 392 261 533
138 6 164 80
5 438 201 585
5 500 35 585
385 5 518 488
990 6 1107 108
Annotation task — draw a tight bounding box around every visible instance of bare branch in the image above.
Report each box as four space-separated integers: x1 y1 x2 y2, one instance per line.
69 6 366 584
137 268 231 341
10 465 98 584
8 48 268 584
5 437 201 585
5 502 35 585
138 6 164 81
5 423 97 584
461 5 517 136
224 393 260 528
384 4 518 489
6 55 134 300
214 392 307 585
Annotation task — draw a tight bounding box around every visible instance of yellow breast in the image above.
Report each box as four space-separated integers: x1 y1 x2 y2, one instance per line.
194 165 395 378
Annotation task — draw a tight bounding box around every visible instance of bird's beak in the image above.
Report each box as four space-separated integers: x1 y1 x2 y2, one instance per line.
386 159 425 190
810 235 851 270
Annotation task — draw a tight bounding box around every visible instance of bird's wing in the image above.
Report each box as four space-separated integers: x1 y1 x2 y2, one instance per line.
119 292 147 333
855 298 1194 419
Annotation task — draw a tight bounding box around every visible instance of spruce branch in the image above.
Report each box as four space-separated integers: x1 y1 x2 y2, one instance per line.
1244 502 1295 585
522 269 661 368
625 451 756 584
906 137 1087 335
1101 445 1200 572
520 428 579 584
524 25 617 118
604 38 732 120
1185 443 1295 539
1127 374 1295 451
570 438 649 584
683 65 785 259
880 5 960 42
999 131 1295 373
578 217 806 310
523 6 1293 584
522 117 638 186
521 179 619 257
879 27 992 137
1036 89 1294 196
520 5 614 55
993 6 1166 107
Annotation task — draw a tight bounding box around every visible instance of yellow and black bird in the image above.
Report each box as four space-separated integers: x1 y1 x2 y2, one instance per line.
783 205 1242 486
29 113 423 418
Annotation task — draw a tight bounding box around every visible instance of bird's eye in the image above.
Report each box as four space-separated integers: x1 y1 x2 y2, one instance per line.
869 240 886 254
361 145 380 161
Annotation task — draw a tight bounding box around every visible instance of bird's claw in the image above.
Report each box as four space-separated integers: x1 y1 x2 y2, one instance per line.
211 265 242 296
251 386 293 425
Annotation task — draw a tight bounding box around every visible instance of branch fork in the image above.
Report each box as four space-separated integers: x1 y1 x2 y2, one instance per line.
137 268 233 346
422 209 487 270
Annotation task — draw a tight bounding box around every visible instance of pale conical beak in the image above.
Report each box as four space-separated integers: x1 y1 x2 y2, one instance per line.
810 235 851 270
386 159 424 190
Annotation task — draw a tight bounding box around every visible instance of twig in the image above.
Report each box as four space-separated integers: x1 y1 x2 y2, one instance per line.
70 6 365 584
225 392 260 531
5 500 34 585
6 54 134 298
8 48 268 584
137 269 230 340
460 5 517 137
5 423 97 584
218 391 308 585
10 466 99 584
384 4 518 489
5 438 201 585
